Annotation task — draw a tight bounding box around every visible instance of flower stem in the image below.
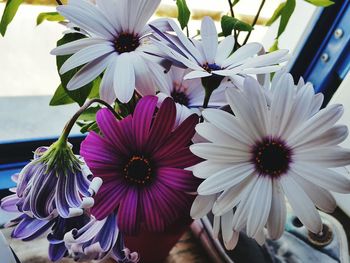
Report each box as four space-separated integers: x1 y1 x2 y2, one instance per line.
59 99 118 143
56 0 63 5
227 0 235 17
203 88 214 109
243 0 266 45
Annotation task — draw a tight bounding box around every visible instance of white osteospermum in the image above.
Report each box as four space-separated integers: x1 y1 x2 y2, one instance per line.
190 73 350 248
51 0 168 103
153 66 230 126
150 16 289 81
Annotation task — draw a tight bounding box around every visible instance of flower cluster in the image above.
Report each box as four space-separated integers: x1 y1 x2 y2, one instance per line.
2 0 350 262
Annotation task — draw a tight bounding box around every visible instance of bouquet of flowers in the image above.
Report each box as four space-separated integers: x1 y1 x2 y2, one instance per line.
1 0 349 262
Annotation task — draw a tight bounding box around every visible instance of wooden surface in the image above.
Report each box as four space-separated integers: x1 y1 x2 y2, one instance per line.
1 228 212 263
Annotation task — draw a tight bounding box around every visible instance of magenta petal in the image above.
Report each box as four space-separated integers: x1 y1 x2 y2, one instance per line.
141 189 165 232
157 167 201 192
96 109 132 155
132 96 158 151
157 147 202 168
153 114 198 159
146 97 176 152
91 182 128 220
117 188 139 235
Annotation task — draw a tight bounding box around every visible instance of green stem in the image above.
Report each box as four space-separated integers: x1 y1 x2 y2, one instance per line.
59 99 118 143
242 0 266 45
227 0 235 17
56 0 63 5
186 26 190 37
203 88 214 109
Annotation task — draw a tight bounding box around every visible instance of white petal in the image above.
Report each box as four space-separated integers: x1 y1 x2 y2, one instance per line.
190 194 216 219
267 180 286 239
60 44 114 74
309 93 324 117
190 143 251 163
67 53 112 90
114 53 135 103
294 146 350 167
131 52 157 96
225 230 239 250
270 73 296 137
213 175 254 215
195 122 249 150
51 38 107 56
222 42 262 68
202 108 255 145
253 229 266 245
288 104 344 146
246 177 272 238
226 85 267 140
140 18 173 36
132 0 161 34
57 4 115 39
192 160 234 179
96 0 122 32
215 36 235 65
242 65 282 74
242 49 289 68
100 57 117 104
280 175 322 234
291 163 350 193
200 16 218 63
184 70 211 80
197 163 254 195
294 125 348 150
213 215 220 239
291 172 336 213
221 210 235 248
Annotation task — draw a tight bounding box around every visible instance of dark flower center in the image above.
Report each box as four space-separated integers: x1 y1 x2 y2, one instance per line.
202 63 221 73
252 137 292 178
171 89 189 106
123 156 152 185
114 32 140 53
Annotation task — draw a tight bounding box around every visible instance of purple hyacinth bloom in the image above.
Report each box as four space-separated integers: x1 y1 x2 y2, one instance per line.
15 144 102 219
64 213 139 262
81 96 202 235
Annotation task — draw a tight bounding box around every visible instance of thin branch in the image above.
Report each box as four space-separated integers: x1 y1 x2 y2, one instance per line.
227 0 235 17
56 0 63 5
242 0 266 45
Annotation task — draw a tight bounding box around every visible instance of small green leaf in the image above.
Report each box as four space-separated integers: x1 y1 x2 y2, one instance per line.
221 15 253 37
37 12 65 26
265 2 286 26
277 0 296 38
77 121 99 134
88 77 101 99
269 39 279 52
0 0 23 36
50 84 75 106
176 0 191 30
56 33 95 106
304 0 334 7
78 106 101 122
232 0 240 7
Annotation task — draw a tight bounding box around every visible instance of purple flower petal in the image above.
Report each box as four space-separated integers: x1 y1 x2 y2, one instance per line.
145 97 176 153
141 189 165 232
117 188 139 235
49 242 67 262
157 167 201 192
132 96 158 151
12 215 53 240
1 194 20 212
156 147 202 168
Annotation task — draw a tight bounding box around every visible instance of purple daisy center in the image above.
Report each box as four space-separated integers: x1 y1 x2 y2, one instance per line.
123 155 153 185
252 137 292 178
171 89 189 106
202 63 221 73
114 32 140 53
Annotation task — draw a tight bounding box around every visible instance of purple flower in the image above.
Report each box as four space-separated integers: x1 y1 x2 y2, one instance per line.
64 213 139 262
15 144 102 219
81 96 202 234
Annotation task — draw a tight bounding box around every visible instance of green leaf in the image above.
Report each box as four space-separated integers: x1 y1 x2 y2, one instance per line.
232 0 240 7
221 15 253 36
304 0 334 7
78 106 101 122
56 33 95 106
0 0 23 36
277 0 296 38
269 39 279 52
77 121 99 134
176 0 191 30
37 12 65 26
265 2 286 26
88 77 101 99
49 84 75 106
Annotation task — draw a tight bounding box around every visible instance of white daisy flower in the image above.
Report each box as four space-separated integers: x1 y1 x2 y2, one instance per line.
51 0 169 103
190 73 350 248
150 16 289 81
153 66 230 126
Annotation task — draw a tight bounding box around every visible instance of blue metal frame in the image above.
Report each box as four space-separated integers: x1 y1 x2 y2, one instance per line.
291 0 350 106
